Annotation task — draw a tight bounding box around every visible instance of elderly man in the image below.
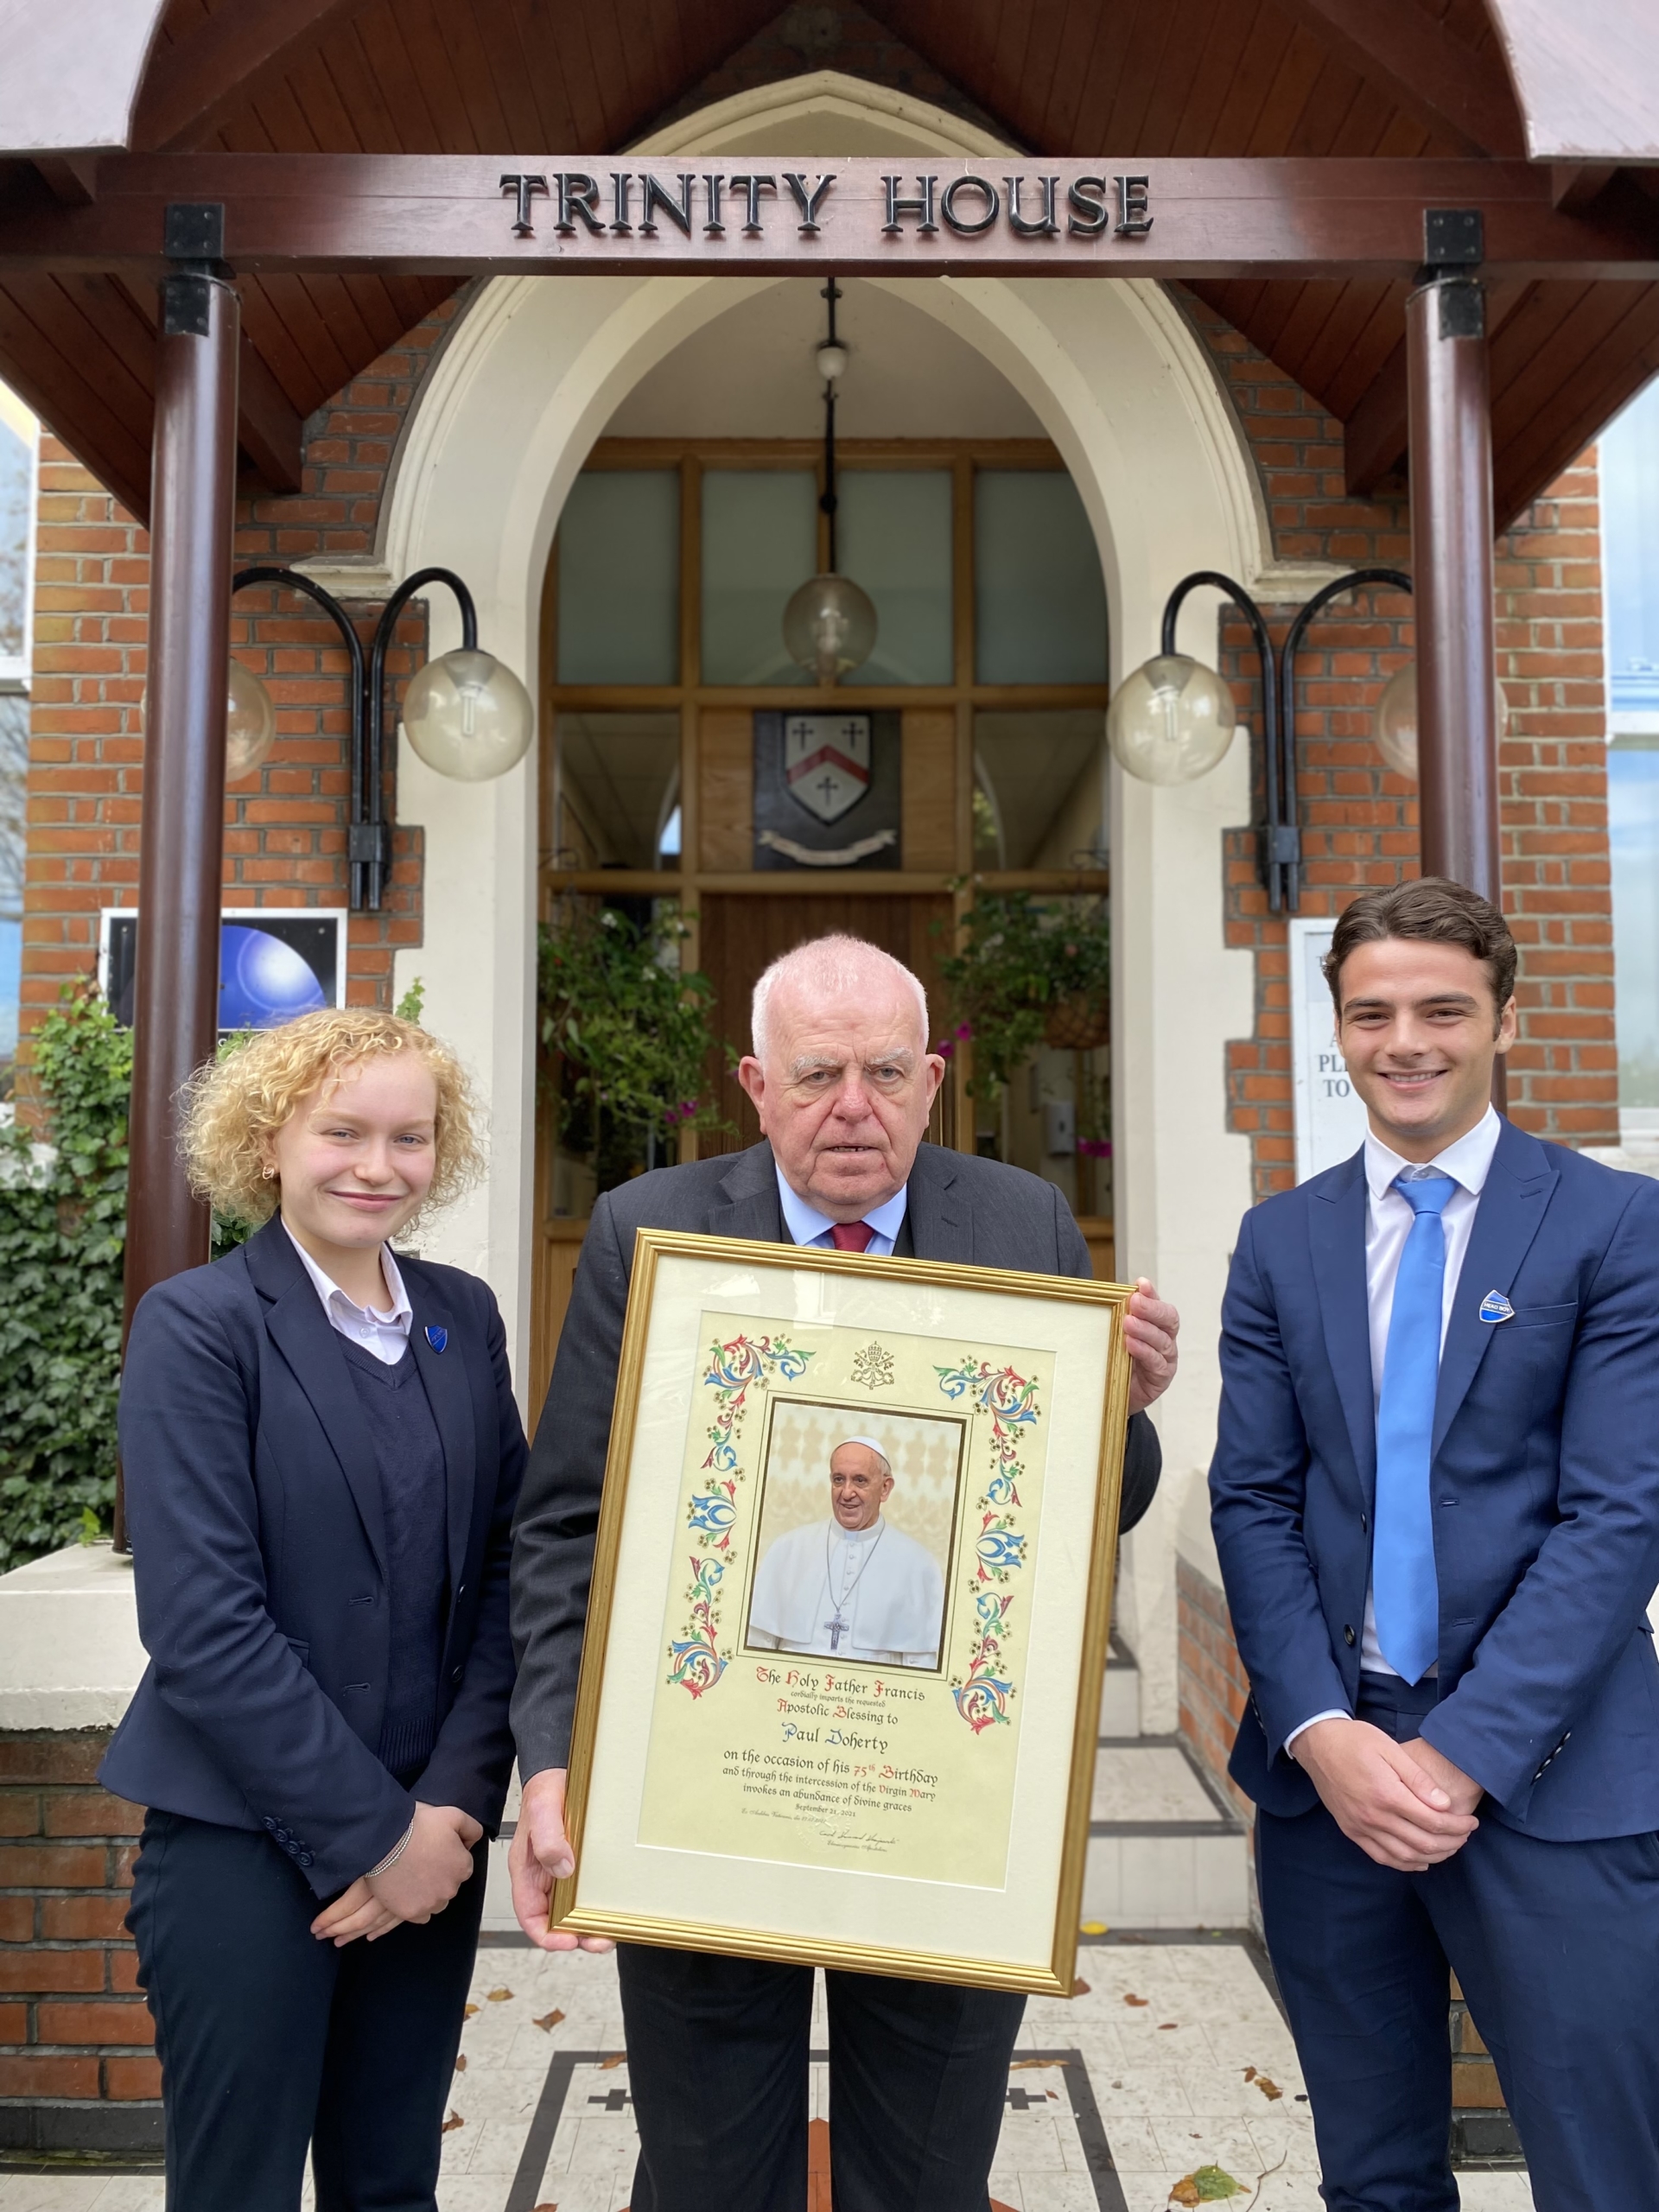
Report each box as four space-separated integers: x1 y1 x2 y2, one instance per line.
509 933 1180 2212
749 1437 946 1667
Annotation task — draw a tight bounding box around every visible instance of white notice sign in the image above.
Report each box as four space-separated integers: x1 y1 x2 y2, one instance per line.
1289 918 1369 1182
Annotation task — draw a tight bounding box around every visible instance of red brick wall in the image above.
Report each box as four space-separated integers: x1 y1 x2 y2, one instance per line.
1182 296 1618 1197
0 1732 156 2152
19 299 461 1067
1177 1557 1254 1824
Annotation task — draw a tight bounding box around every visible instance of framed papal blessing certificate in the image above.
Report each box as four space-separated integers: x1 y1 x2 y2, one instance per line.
552 1230 1135 1996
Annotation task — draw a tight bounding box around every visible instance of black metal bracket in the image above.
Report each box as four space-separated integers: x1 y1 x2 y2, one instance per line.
231 564 479 912
161 201 232 337
1158 566 1413 914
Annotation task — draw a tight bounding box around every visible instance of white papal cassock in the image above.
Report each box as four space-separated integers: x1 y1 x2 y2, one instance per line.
747 1516 945 1668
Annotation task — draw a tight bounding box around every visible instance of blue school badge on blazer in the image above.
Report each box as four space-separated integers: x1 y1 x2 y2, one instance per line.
1478 1291 1515 1325
425 1325 448 1352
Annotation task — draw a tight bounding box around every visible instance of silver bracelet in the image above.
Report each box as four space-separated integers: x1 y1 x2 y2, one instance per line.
367 1820 415 1879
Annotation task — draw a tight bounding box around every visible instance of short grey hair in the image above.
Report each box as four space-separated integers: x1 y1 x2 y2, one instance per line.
750 935 930 1060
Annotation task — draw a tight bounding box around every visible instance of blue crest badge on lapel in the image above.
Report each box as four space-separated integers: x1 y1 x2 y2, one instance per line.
425 1325 448 1353
1478 1291 1514 1325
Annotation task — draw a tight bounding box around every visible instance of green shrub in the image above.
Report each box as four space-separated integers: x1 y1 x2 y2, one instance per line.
0 981 130 1567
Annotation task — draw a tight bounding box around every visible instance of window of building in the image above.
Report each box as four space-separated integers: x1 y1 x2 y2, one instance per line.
1600 379 1659 1115
0 385 36 1096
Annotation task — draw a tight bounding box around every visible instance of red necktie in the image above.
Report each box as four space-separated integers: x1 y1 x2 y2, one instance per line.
830 1221 874 1253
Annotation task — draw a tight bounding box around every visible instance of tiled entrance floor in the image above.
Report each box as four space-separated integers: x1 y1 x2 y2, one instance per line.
0 1942 1534 2211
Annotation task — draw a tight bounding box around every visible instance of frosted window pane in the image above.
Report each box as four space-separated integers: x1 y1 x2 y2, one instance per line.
975 471 1108 684
975 710 1108 868
702 470 817 686
557 471 679 684
838 470 952 687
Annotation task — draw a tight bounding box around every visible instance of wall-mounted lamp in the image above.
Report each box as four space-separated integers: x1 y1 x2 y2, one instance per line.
225 564 533 910
1109 565 1413 912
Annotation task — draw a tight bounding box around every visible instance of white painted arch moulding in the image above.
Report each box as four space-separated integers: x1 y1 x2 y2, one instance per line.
378 72 1262 1726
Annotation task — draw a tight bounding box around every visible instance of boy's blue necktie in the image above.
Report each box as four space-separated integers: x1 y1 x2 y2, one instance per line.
1372 1169 1455 1685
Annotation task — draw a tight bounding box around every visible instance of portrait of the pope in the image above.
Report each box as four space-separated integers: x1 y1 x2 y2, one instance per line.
746 1436 948 1669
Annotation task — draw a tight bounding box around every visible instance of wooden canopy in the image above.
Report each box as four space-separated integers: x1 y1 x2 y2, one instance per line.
0 0 1656 526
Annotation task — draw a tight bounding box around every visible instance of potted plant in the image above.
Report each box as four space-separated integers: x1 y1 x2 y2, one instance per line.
538 902 729 1192
937 891 1110 1096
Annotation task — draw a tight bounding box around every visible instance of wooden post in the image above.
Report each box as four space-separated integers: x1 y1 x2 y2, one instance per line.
1407 265 1507 1108
117 259 240 1542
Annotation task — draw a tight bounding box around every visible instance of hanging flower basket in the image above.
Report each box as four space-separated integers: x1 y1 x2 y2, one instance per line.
1043 995 1110 1052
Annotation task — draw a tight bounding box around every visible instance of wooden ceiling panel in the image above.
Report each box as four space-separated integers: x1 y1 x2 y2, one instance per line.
0 276 155 516
4 0 1654 540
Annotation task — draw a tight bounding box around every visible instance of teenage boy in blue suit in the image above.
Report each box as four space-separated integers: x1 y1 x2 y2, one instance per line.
1210 877 1659 2209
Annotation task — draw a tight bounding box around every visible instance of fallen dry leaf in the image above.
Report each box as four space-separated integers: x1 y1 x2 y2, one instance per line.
1243 2066 1256 2082
1168 2165 1243 2204
599 2052 626 2069
1010 2058 1066 2070
1254 2074 1283 2101
1158 2021 1179 2031
462 2004 479 2018
1072 1978 1091 1996
454 2056 467 2073
441 2112 465 2135
1123 1993 1149 2006
533 2009 566 2032
486 1987 513 2003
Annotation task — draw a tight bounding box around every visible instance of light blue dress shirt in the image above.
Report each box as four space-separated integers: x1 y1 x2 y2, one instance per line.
773 1166 909 1255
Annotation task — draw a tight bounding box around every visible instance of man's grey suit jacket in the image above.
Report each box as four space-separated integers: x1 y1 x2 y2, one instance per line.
509 1138 1162 1777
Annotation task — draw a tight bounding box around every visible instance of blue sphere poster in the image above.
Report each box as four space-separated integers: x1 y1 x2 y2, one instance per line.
102 912 341 1033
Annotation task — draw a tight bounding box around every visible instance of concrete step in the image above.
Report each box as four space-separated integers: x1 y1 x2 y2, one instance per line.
1084 1732 1251 1929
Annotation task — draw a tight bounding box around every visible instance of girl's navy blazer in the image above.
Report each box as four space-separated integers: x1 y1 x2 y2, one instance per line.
101 1215 526 1897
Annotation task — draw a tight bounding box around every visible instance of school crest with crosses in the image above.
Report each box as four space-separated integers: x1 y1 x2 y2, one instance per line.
783 714 873 825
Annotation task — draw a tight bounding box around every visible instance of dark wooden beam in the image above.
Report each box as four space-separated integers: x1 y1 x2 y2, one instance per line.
1345 282 1529 495
131 0 378 153
234 331 303 493
1271 0 1527 156
118 266 241 1548
1407 272 1502 991
1551 163 1619 213
32 156 99 206
0 154 1655 283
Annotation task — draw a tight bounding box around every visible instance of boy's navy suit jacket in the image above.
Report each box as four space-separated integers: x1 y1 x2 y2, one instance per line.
1210 1116 1659 1840
101 1215 526 1897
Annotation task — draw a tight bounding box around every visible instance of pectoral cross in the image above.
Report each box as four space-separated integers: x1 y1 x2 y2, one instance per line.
824 1613 848 1652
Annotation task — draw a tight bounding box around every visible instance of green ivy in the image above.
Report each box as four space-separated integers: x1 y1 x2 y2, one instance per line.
938 890 1111 1098
0 981 130 1567
538 904 730 1189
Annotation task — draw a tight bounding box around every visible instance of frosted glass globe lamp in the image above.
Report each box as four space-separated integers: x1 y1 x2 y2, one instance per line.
225 659 277 779
400 649 534 782
783 572 879 686
1374 664 1509 783
139 658 277 780
1108 653 1237 785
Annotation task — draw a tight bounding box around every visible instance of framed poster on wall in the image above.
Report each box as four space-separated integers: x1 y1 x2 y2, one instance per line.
99 908 346 1034
554 1230 1134 1996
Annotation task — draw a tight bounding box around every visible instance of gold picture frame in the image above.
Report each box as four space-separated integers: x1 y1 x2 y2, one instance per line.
552 1230 1134 1997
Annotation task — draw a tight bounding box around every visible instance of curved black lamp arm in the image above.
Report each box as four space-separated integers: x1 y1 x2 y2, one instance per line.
232 564 373 904
366 567 478 913
1278 566 1412 912
1160 569 1284 905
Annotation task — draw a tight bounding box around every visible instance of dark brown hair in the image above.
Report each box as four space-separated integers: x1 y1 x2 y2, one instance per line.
1323 877 1516 1025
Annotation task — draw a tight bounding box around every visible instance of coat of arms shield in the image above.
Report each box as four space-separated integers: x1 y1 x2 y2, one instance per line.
783 715 873 825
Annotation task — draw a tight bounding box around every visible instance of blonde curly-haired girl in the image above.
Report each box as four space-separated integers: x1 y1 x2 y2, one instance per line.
104 1004 525 2212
